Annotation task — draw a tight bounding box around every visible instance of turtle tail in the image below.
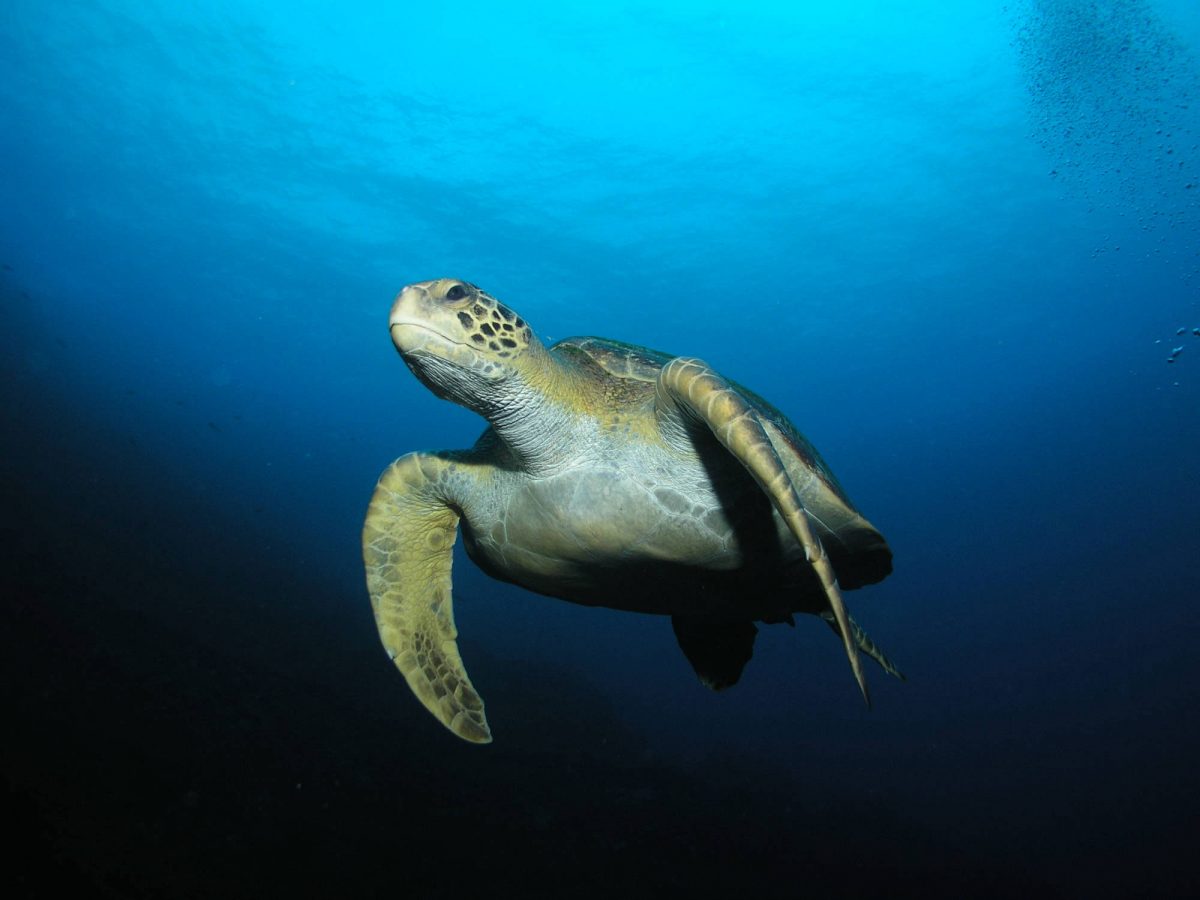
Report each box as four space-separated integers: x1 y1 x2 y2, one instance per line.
819 612 905 681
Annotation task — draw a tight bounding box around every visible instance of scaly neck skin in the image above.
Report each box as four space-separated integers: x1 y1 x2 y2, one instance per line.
484 341 590 477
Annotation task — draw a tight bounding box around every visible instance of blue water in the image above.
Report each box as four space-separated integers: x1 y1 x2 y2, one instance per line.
3 1 1199 896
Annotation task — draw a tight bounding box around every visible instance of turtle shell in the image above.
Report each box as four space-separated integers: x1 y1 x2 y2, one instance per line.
550 336 892 590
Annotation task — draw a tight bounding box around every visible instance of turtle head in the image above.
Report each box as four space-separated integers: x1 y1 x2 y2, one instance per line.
389 279 542 412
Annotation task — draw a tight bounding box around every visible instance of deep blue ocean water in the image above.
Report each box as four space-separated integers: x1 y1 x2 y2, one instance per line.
3 1 1199 896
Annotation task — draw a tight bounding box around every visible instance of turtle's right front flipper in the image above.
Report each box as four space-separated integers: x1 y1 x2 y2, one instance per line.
362 452 491 743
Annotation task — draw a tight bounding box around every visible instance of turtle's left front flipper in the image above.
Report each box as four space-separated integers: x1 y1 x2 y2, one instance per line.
819 611 905 682
655 357 870 705
363 452 491 743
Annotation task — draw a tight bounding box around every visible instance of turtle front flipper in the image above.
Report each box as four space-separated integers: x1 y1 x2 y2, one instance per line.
819 612 906 681
655 357 870 705
362 452 491 743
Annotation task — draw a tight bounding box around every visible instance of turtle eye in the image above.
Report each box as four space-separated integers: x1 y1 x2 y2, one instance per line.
445 284 468 301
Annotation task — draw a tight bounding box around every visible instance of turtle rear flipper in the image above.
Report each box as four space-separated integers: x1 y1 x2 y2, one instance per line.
671 616 758 690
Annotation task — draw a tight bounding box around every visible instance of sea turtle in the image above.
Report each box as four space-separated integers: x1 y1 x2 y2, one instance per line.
364 278 901 743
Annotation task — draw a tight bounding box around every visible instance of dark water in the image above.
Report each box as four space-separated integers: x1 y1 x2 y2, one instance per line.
3 1 1199 896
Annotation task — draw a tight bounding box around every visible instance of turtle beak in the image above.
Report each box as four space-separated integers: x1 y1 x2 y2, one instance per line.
388 283 444 355
388 282 485 378
389 283 430 334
